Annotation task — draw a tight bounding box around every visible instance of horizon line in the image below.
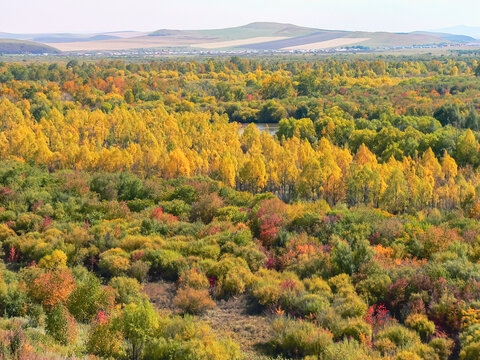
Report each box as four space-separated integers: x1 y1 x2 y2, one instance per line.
1 21 479 36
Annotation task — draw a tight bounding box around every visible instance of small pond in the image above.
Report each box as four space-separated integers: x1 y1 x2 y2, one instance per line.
238 122 279 136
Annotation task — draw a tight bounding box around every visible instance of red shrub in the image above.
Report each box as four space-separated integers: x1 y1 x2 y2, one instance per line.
28 268 76 310
38 216 53 232
8 245 18 263
96 310 108 324
252 198 287 246
259 214 283 245
151 207 178 223
280 279 297 291
131 250 145 262
365 304 391 330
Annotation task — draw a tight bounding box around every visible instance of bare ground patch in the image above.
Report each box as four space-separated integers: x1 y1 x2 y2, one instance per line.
200 296 272 354
142 281 177 312
143 282 272 354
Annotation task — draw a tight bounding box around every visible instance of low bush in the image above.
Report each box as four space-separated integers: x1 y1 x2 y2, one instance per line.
98 248 131 277
271 315 333 357
429 337 454 360
144 249 188 280
174 287 216 315
179 268 209 289
109 276 144 305
295 293 330 317
144 314 242 360
405 313 435 341
86 316 124 359
129 261 150 283
376 324 419 350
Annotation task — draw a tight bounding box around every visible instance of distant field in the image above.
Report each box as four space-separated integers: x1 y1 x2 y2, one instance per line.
354 31 446 47
193 36 288 49
46 36 208 51
242 31 347 50
282 37 370 50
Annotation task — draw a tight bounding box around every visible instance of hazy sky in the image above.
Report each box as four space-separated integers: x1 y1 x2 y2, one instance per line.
1 0 479 34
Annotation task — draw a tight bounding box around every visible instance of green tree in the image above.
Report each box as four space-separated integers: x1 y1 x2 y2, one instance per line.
109 276 143 305
116 300 158 360
456 129 479 166
258 100 287 123
465 108 480 131
260 74 293 99
434 103 464 128
68 272 115 323
46 305 77 345
277 117 316 142
296 71 317 97
124 90 135 104
475 63 480 77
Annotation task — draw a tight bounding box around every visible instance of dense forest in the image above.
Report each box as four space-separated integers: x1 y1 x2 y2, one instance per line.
1 56 480 359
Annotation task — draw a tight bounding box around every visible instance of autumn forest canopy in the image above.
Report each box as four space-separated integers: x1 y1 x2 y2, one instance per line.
1 55 480 359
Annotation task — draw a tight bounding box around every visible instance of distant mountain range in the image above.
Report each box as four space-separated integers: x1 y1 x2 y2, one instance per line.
0 22 479 54
433 26 480 40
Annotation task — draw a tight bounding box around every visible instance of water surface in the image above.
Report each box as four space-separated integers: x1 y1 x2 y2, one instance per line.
238 122 279 136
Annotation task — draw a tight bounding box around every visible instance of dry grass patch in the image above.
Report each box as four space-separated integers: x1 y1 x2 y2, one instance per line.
282 37 370 50
46 36 208 51
200 296 272 354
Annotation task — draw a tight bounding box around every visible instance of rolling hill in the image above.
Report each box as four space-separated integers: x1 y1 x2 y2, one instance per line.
0 39 60 54
151 22 317 40
1 22 479 53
